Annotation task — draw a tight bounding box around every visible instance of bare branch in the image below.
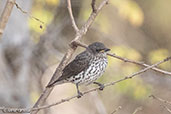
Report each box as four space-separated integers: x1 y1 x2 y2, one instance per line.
150 95 171 113
162 105 171 113
150 95 171 106
104 56 171 87
91 0 97 13
0 0 16 38
1 56 170 113
67 0 79 33
0 0 44 38
111 106 122 114
14 2 44 28
76 0 109 40
108 53 171 76
132 107 143 114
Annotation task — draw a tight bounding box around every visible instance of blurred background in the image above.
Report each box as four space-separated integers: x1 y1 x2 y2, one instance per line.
0 0 171 114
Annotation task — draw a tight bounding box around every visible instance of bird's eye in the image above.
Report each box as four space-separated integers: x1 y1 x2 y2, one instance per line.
96 49 100 52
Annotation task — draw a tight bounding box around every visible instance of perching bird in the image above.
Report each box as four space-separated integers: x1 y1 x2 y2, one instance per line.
47 42 110 98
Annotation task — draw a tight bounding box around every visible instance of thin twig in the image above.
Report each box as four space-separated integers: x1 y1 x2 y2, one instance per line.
162 105 171 113
150 95 171 106
67 0 79 33
150 95 171 113
111 106 122 114
108 53 171 76
104 56 171 87
132 107 143 114
14 2 44 27
31 0 109 114
0 0 16 38
1 56 170 113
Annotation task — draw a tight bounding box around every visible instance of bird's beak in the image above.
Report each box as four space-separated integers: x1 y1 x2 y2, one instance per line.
104 48 110 52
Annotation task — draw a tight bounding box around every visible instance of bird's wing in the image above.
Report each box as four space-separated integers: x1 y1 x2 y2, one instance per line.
58 51 90 81
47 51 90 87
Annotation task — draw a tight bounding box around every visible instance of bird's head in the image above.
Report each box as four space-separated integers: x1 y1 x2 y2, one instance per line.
87 42 110 55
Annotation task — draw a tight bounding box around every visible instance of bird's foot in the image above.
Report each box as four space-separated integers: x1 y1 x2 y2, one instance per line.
99 84 104 91
93 82 105 91
77 91 83 98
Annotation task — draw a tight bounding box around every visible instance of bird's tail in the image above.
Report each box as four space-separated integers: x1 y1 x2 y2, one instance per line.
46 80 66 88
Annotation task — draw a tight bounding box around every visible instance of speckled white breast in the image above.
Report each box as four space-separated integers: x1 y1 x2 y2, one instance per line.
68 53 108 85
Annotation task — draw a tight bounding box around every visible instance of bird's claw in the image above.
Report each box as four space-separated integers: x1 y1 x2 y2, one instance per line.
77 91 83 98
99 84 104 91
93 82 105 91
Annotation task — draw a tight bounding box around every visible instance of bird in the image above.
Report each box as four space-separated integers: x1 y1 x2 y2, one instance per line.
47 42 110 98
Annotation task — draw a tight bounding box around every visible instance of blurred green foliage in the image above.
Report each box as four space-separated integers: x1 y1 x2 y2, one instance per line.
28 9 53 33
28 0 144 41
45 0 59 6
111 0 144 27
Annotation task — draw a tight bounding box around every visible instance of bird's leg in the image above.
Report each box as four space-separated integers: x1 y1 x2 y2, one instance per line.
93 82 104 91
76 83 83 98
